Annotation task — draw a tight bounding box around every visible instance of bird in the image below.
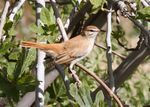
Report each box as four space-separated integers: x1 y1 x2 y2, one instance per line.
21 25 100 84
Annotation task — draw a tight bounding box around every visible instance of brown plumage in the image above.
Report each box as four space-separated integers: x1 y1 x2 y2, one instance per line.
21 25 100 83
21 25 100 65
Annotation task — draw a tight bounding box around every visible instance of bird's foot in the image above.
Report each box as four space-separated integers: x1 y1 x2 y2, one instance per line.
70 70 82 86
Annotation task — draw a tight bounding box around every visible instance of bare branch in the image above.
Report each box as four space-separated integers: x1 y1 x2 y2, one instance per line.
55 64 73 100
45 0 72 4
106 5 115 92
35 0 46 106
9 0 26 21
122 16 150 51
116 33 144 51
50 0 68 41
0 0 10 41
105 5 115 107
64 0 82 30
95 43 126 60
93 42 150 99
141 0 150 7
67 1 92 33
115 0 150 47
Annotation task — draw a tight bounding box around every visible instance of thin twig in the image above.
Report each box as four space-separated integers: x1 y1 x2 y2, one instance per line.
0 0 10 41
45 0 72 4
105 5 115 107
35 0 46 107
141 0 150 7
50 0 68 41
49 0 76 102
106 6 115 91
55 64 73 100
50 0 81 86
64 0 82 30
126 15 150 48
9 0 26 21
67 1 92 33
95 43 126 60
116 1 150 40
116 38 138 51
76 63 123 107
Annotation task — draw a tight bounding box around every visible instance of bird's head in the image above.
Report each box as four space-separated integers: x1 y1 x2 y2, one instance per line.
83 25 100 38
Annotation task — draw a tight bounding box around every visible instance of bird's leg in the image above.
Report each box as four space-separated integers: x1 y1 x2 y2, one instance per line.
69 62 81 85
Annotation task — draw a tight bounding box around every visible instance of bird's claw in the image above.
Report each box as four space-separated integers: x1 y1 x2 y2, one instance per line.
70 70 82 86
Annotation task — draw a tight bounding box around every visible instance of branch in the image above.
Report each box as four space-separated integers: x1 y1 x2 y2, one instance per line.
76 63 123 107
9 0 26 21
67 1 92 33
50 0 68 41
127 15 150 48
64 0 82 30
35 0 46 106
49 0 75 101
94 43 126 60
105 5 115 107
45 0 72 5
113 43 150 87
88 1 150 102
0 0 10 41
93 42 150 99
106 5 115 92
141 0 150 7
117 38 137 51
55 64 73 100
116 0 150 43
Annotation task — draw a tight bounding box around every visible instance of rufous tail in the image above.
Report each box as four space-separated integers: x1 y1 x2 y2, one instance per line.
21 41 47 50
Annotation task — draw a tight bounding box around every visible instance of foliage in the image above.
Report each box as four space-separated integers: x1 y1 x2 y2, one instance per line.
118 70 150 107
70 83 106 107
136 7 150 20
0 0 149 107
90 0 107 9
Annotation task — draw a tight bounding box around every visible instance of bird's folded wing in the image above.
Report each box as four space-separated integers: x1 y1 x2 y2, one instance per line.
55 47 84 64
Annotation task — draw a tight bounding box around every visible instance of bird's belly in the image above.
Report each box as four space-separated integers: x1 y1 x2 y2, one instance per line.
83 40 94 56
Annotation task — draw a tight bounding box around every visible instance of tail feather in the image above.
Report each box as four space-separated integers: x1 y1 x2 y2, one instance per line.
21 41 64 55
21 41 46 50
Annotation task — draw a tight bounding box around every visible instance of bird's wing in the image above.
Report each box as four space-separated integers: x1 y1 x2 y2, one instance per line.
55 37 88 64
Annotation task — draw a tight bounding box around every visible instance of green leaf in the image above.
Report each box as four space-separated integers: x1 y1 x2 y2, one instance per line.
37 35 47 41
90 0 106 9
17 74 37 93
70 84 85 106
0 42 15 54
41 7 55 26
0 73 19 102
15 8 23 23
7 62 16 78
93 91 104 107
13 48 26 81
0 55 7 67
8 26 16 36
78 84 92 107
137 7 150 20
9 51 19 60
21 48 36 74
70 83 97 107
29 23 44 34
112 25 125 39
3 20 13 31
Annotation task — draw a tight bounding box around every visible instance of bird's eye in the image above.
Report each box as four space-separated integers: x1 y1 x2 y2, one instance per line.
89 29 94 32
